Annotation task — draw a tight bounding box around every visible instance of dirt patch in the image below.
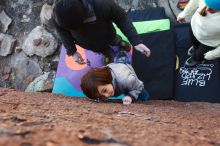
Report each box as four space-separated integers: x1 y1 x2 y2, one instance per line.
0 87 220 146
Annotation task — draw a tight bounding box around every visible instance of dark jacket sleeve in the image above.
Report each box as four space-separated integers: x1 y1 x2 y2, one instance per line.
53 21 77 56
100 0 142 46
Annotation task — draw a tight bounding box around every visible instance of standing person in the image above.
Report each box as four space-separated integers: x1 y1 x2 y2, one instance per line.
81 63 149 105
52 0 151 64
177 0 220 66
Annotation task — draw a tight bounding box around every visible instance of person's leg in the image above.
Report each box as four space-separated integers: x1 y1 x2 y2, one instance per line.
112 35 131 52
189 26 200 50
101 46 114 58
185 27 206 66
100 45 115 65
186 26 199 56
189 25 213 60
112 35 122 45
185 43 215 66
193 44 213 61
137 88 150 101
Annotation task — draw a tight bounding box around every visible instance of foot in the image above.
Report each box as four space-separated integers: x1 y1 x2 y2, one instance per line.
185 56 199 67
187 46 194 56
204 49 220 60
113 51 130 64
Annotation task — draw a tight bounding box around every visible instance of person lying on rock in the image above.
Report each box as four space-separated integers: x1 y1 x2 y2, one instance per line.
177 0 220 67
80 63 149 105
52 0 151 64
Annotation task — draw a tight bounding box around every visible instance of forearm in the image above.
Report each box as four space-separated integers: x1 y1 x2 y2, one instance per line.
116 16 141 46
127 89 142 101
178 0 200 18
103 0 141 45
61 36 77 56
124 65 144 100
54 23 76 56
113 9 141 45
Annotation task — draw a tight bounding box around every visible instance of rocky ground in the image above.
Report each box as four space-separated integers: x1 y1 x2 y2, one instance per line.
0 88 220 146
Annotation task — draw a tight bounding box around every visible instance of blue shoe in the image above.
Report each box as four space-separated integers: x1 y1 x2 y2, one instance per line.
113 51 130 64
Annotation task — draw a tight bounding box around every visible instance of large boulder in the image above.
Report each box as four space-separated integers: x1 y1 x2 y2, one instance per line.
0 33 16 56
22 26 58 58
0 10 12 32
10 52 42 90
25 71 56 92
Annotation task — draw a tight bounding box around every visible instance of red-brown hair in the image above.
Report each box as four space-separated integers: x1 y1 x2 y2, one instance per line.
81 67 112 100
200 6 207 16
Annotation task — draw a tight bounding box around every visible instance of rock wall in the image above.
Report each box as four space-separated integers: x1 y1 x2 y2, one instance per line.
0 0 180 92
0 0 59 91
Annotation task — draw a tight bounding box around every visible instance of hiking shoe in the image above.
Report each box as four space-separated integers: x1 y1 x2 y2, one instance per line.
113 51 130 64
187 46 194 56
185 56 199 67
